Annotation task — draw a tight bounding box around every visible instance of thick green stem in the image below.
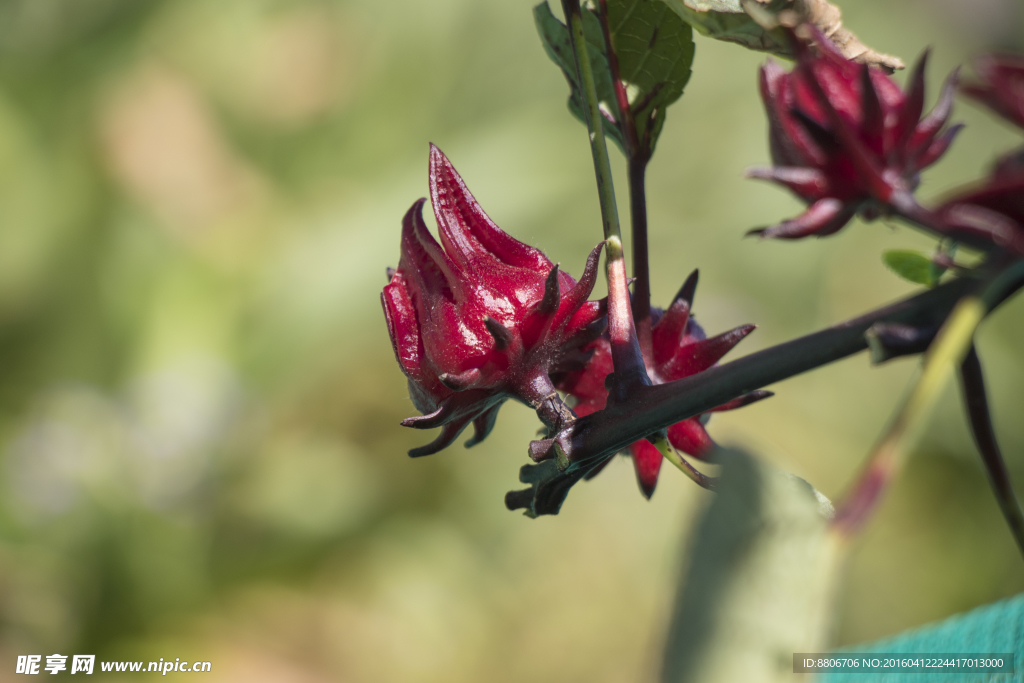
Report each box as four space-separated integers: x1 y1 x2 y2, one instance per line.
596 0 653 359
561 0 621 242
561 0 650 389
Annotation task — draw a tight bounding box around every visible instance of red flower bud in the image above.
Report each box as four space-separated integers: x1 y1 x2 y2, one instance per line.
929 53 1024 254
935 165 1024 256
383 145 605 457
961 54 1024 131
748 32 961 239
554 271 769 498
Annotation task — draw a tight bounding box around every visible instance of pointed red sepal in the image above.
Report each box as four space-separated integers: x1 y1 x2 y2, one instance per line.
859 64 885 154
936 171 1024 255
896 50 929 148
915 123 964 169
667 420 715 460
564 299 606 337
439 368 483 391
746 166 830 200
520 264 564 349
484 316 514 350
908 68 959 157
661 324 756 380
651 298 690 366
960 54 1024 130
553 241 604 334
536 264 562 315
751 198 855 239
556 281 758 499
429 143 549 272
400 199 460 302
628 439 664 499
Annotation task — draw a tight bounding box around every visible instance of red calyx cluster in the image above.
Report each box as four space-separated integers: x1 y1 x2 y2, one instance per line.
554 271 769 498
936 54 1024 255
382 145 605 457
961 54 1024 130
748 30 960 239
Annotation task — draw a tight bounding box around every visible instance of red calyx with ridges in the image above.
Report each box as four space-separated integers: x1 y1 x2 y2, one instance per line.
382 144 605 457
935 159 1024 256
553 270 770 498
747 28 961 239
961 54 1024 131
933 53 1024 255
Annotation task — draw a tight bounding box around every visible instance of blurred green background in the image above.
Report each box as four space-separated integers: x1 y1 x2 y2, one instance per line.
0 0 1021 680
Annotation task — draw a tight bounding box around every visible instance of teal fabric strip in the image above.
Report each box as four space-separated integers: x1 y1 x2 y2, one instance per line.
818 593 1024 682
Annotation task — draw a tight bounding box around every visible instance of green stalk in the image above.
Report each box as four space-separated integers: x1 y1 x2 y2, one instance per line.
831 260 1024 537
831 295 985 536
651 435 716 490
595 0 654 359
561 0 621 242
560 0 650 391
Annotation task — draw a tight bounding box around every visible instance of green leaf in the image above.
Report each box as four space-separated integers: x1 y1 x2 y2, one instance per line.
661 448 840 682
883 250 940 287
533 0 695 160
606 0 695 158
657 0 904 72
659 0 791 56
534 2 625 152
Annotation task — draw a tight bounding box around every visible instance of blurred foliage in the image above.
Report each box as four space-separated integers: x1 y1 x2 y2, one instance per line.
662 449 837 683
883 250 945 287
0 0 1020 681
534 0 694 158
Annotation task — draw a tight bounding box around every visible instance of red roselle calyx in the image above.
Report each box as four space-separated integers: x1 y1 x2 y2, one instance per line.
553 270 770 498
935 158 1024 257
961 54 1024 131
962 54 1024 179
934 54 1024 256
382 145 605 457
748 29 961 239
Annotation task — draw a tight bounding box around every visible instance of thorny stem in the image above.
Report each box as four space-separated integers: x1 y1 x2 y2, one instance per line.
517 265 1024 516
546 276 975 466
561 0 651 390
959 346 1024 559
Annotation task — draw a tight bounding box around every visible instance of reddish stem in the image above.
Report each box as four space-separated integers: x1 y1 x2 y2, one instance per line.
959 345 1024 559
597 0 653 361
